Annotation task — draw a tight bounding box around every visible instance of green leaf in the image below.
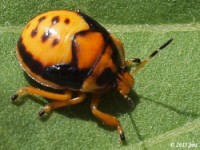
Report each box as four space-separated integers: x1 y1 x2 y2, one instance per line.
1 1 199 150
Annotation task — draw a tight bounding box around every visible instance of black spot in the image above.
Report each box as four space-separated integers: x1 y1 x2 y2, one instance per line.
42 31 51 42
52 16 59 24
64 18 70 24
96 67 116 86
52 38 60 46
39 16 46 22
31 28 38 37
17 37 44 75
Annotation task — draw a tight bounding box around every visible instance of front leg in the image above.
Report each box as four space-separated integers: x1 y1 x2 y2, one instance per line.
90 94 125 141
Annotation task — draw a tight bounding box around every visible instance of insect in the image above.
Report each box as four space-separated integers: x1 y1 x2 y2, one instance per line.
11 10 173 141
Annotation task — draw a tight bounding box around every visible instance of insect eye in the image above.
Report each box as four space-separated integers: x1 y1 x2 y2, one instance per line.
120 65 128 72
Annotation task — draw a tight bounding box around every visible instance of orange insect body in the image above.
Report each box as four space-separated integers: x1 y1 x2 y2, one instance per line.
12 10 173 141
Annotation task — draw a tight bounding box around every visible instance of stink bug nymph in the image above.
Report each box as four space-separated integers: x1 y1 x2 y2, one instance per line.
11 10 173 141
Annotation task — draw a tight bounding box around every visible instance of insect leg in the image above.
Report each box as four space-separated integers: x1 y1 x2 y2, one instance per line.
38 92 86 116
90 94 125 141
11 87 87 116
11 86 72 101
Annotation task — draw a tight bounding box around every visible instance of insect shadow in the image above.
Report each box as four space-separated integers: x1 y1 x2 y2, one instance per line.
141 95 200 118
22 72 140 132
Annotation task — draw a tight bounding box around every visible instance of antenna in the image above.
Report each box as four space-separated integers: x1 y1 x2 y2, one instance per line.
131 38 173 75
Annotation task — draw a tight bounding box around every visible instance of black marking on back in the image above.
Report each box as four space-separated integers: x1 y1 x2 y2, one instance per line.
78 11 109 35
109 37 122 69
43 64 90 90
17 37 44 75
